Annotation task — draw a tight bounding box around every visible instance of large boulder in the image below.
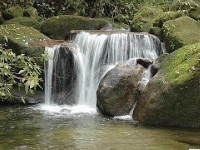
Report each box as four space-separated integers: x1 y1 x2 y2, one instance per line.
162 16 200 53
5 17 40 30
40 15 110 40
130 6 163 32
133 43 200 128
97 63 145 116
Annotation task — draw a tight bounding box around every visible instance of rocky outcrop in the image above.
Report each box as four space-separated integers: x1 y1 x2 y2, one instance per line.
97 63 145 116
40 15 110 40
133 43 200 128
162 16 200 53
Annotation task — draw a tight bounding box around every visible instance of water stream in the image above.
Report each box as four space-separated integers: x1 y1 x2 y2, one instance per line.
0 105 200 150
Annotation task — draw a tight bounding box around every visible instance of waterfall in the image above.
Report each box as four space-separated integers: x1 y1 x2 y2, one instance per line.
44 45 60 105
43 31 164 110
72 31 162 108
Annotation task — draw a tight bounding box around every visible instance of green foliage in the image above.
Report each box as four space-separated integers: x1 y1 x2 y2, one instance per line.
0 45 43 103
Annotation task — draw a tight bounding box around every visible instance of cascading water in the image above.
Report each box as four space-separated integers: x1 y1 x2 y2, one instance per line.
44 45 60 105
72 31 163 108
43 31 164 115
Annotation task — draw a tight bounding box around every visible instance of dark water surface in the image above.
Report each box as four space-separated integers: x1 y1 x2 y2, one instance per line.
0 105 200 150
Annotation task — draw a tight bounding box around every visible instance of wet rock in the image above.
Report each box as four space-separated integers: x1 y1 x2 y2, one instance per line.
133 43 200 128
51 44 76 105
97 63 145 116
137 58 153 68
151 53 169 76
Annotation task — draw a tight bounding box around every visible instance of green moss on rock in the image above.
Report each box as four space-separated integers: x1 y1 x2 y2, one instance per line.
3 6 23 20
189 6 200 20
153 11 185 27
40 15 110 40
23 7 39 20
0 23 51 65
130 6 163 32
5 17 40 30
134 43 200 128
162 16 200 52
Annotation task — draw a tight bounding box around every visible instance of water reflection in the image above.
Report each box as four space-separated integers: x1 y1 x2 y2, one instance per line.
0 105 200 150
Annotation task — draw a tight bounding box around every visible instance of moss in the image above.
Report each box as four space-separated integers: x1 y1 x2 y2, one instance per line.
23 7 39 20
40 15 110 40
0 23 50 65
130 6 163 32
4 17 41 30
3 6 23 20
162 16 200 52
189 6 200 20
162 43 200 84
170 0 199 11
153 11 185 27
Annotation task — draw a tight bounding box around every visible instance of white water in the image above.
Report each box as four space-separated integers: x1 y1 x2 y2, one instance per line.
44 45 60 105
72 31 161 108
43 31 163 115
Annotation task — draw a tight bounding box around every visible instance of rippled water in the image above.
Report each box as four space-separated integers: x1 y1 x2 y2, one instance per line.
0 105 200 150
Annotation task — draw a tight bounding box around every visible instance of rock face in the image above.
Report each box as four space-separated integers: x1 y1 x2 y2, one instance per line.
97 63 145 116
51 44 76 105
133 43 200 128
40 15 110 40
162 16 200 53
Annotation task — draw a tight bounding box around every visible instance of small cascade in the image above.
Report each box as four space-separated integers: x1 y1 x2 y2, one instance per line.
72 31 163 108
44 45 59 105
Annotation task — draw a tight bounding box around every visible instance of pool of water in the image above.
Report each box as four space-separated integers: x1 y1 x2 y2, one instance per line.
0 104 200 150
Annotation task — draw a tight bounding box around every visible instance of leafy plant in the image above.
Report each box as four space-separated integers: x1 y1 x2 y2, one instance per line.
0 44 43 103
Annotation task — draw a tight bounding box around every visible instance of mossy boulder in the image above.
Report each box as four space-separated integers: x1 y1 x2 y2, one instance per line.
130 6 163 32
5 17 40 30
114 14 129 25
133 43 200 128
170 0 198 11
40 15 110 40
162 16 200 53
0 23 53 65
189 5 200 20
153 11 185 28
2 6 24 20
23 7 39 20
